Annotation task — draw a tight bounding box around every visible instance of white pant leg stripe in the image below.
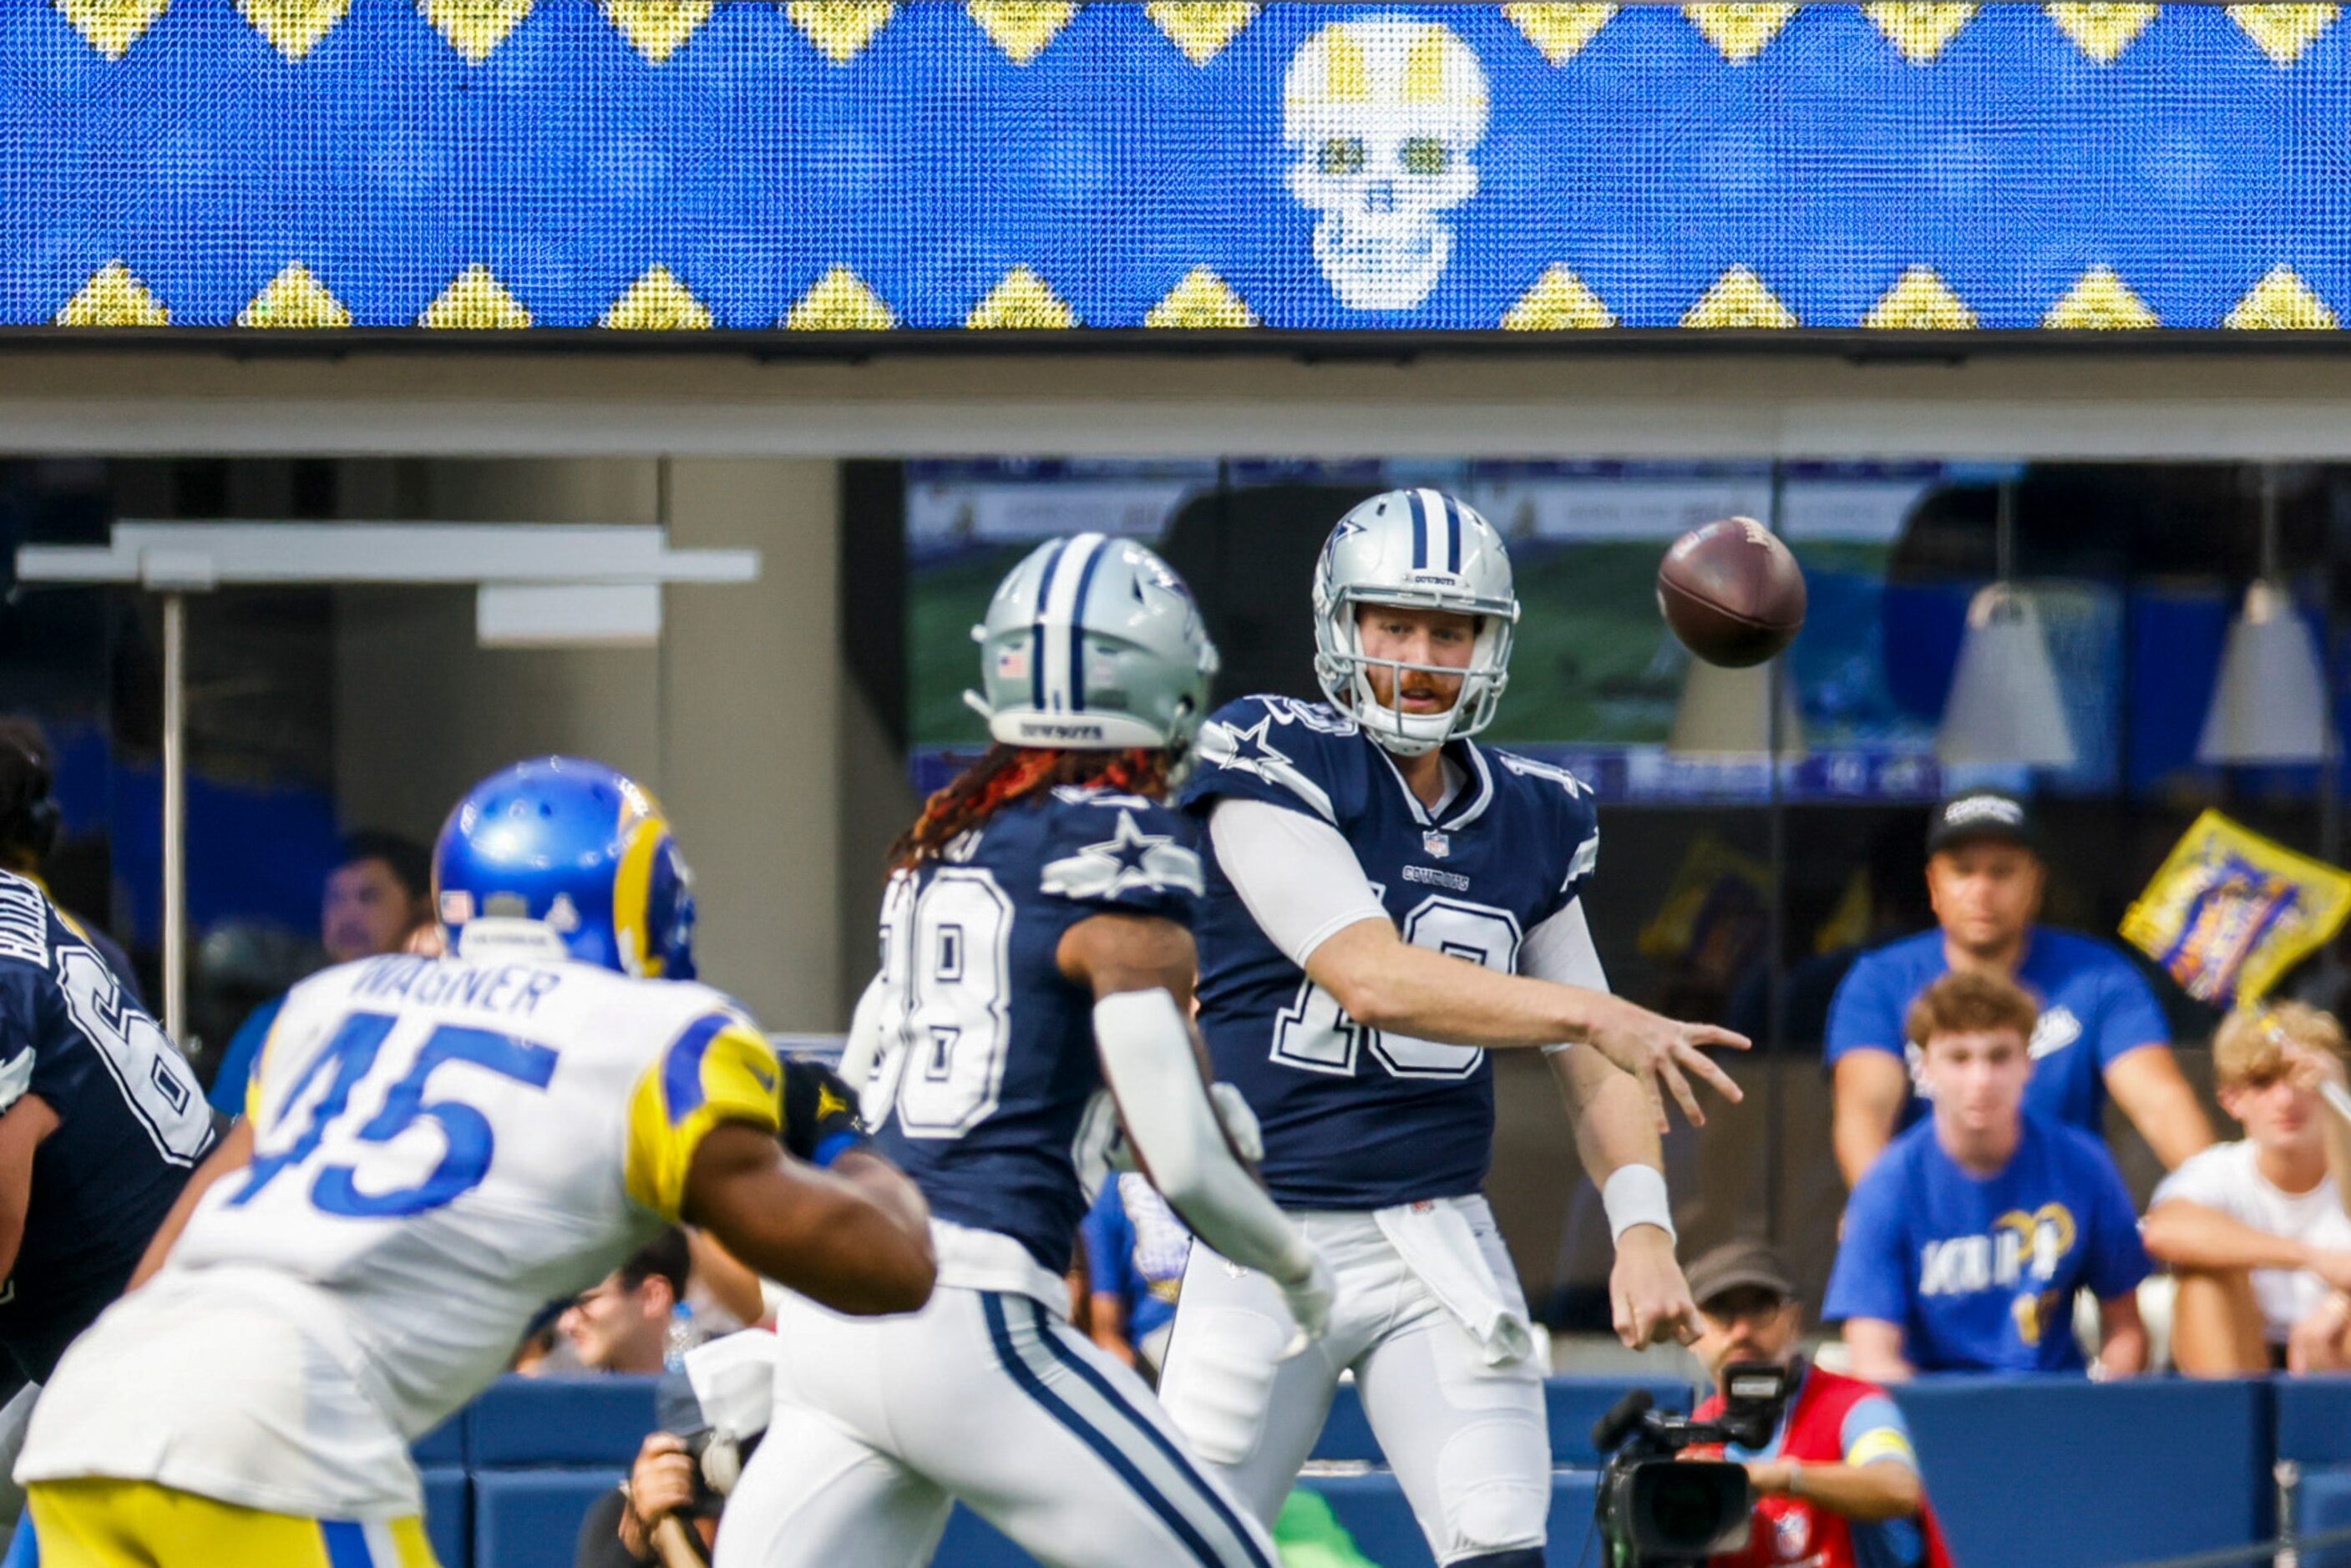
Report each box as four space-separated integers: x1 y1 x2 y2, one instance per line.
1021 1302 1276 1568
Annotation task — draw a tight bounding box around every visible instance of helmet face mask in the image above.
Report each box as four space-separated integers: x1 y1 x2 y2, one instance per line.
965 532 1220 768
1312 489 1519 756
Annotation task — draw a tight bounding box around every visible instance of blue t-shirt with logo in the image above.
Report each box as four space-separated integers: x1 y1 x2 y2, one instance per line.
1825 928 2170 1137
1823 1115 2151 1373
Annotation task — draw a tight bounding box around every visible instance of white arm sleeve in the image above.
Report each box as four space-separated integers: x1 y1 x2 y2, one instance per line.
834 972 890 1106
1525 899 1606 1055
1207 799 1391 966
1093 989 1316 1285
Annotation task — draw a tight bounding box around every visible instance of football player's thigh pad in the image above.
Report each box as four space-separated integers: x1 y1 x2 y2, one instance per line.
1356 1312 1550 1562
1158 1249 1320 1472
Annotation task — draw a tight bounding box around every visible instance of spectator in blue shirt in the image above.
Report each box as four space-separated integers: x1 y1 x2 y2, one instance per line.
1827 789 2212 1190
205 831 433 1115
1081 1173 1191 1380
1827 970 2151 1378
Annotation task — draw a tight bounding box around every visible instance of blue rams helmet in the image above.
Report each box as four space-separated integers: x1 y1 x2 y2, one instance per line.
433 757 697 980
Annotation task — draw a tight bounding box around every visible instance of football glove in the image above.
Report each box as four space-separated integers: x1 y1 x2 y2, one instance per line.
779 1056 868 1168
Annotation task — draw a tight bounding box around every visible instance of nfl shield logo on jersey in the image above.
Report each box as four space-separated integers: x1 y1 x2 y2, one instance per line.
1774 1506 1811 1560
1423 829 1451 859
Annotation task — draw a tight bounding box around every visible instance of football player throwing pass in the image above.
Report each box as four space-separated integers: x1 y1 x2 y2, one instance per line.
1153 489 1747 1568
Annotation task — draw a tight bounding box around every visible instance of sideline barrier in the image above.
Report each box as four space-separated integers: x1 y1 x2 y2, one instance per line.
428 1372 2293 1567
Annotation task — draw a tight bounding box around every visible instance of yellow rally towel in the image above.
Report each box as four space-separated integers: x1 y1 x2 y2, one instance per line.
2120 811 2351 1008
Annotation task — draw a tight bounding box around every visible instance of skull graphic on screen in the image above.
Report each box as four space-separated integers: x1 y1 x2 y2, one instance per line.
1283 18 1490 312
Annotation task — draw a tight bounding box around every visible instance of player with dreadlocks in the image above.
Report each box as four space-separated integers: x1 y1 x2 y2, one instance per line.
717 535 1322 1568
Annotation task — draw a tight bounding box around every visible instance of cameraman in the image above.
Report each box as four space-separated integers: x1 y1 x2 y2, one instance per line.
578 1375 724 1567
1685 1240 1951 1568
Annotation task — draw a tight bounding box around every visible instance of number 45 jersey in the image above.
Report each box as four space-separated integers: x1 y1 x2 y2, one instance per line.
18 951 781 1520
1178 695 1599 1211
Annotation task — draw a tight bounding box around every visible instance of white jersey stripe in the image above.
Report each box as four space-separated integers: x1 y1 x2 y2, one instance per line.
1041 530 1106 713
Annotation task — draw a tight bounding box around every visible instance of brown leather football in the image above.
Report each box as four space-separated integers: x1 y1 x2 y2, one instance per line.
1656 517 1806 668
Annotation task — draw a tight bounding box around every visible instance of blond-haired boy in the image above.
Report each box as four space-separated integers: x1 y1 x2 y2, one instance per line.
2145 1003 2351 1373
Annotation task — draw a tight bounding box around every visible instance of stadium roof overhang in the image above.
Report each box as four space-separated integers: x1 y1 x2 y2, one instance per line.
5 345 2351 461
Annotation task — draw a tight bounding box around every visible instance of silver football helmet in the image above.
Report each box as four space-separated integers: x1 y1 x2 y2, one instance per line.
966 532 1221 758
1313 488 1519 756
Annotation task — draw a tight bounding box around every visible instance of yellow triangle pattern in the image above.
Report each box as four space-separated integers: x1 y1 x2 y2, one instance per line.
600 0 713 63
1501 266 1616 329
1145 268 1259 328
1684 3 1796 60
1145 2 1255 63
237 0 351 59
419 265 531 329
2229 3 2338 63
600 265 713 330
1681 266 1797 327
785 266 897 329
965 1 1073 63
788 1 895 62
967 266 1077 329
1862 266 1977 328
55 0 170 59
2044 3 2158 62
425 0 535 62
2225 266 2338 329
1505 3 1619 63
237 262 351 327
1862 2 1979 60
2042 266 2159 328
55 262 167 327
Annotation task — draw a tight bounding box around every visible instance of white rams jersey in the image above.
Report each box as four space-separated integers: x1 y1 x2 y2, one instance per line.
18 950 780 1520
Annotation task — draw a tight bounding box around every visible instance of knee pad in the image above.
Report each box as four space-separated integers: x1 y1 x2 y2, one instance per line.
1158 1308 1286 1469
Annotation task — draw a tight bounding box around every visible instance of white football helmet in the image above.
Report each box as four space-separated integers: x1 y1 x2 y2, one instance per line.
965 532 1220 758
1311 488 1518 756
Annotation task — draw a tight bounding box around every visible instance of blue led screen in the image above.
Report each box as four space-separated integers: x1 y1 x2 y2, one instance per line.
5 1 2349 333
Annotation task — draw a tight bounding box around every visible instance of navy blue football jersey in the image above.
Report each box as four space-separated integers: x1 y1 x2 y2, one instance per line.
0 870 215 1376
869 787 1203 1275
1178 695 1599 1209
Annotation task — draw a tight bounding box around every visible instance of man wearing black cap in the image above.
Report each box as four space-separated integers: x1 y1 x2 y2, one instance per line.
1685 1238 1948 1568
1826 788 2212 1188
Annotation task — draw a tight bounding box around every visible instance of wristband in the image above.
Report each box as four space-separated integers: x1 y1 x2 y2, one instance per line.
1602 1164 1675 1242
811 1130 869 1169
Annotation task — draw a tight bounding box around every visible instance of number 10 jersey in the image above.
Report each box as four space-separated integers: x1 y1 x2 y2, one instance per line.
18 952 781 1520
1179 695 1600 1211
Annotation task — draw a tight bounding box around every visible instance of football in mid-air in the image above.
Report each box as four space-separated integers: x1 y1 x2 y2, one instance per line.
1656 517 1807 668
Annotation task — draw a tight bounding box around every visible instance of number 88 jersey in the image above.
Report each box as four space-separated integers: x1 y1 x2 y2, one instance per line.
1178 695 1600 1211
21 950 780 1520
868 786 1203 1281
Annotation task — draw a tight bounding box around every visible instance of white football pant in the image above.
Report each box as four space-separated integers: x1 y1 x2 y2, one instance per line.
712 1285 1277 1568
1157 1199 1550 1567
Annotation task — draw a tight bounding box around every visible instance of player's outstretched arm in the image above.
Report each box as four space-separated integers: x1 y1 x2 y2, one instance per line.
1307 918 1746 1128
1549 1044 1697 1348
1060 912 1334 1350
129 1115 249 1289
682 1121 935 1318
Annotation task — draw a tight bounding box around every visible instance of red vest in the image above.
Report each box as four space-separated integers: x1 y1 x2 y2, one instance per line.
1694 1364 1955 1568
